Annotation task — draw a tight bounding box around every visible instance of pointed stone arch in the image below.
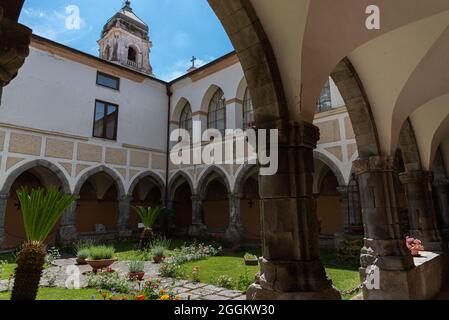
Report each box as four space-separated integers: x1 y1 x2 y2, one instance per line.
1 159 71 195
73 165 125 198
196 165 231 197
128 170 165 198
168 170 194 200
313 151 346 187
233 164 259 195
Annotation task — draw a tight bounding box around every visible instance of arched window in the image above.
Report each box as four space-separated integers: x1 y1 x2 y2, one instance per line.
179 103 192 140
243 89 254 129
104 45 111 60
207 88 226 133
128 47 137 62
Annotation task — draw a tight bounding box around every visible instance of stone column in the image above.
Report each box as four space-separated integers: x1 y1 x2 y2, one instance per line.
354 156 415 300
399 171 444 251
118 195 132 238
0 193 9 248
225 193 244 243
59 198 78 245
337 184 364 235
0 9 31 89
337 186 351 233
188 194 206 236
433 178 449 240
247 121 341 300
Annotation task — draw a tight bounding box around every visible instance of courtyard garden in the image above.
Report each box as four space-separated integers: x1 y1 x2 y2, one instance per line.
1 237 360 300
0 187 361 300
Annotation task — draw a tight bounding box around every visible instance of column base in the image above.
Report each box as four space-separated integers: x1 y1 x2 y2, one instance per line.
225 223 244 243
246 283 341 300
58 226 78 246
188 224 207 237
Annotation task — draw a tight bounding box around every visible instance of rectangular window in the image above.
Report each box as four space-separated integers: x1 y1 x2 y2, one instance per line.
96 72 120 90
93 100 119 140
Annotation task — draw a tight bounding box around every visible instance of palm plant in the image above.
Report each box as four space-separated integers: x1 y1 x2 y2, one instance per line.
131 206 165 250
11 187 76 301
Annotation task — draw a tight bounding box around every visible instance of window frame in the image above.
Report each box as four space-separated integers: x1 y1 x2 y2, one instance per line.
179 103 193 139
92 99 119 141
96 71 120 91
242 89 254 129
207 88 227 133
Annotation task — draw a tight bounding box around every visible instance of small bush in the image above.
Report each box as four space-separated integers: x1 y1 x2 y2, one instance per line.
159 261 182 278
87 271 131 293
76 248 90 259
129 260 144 273
236 272 254 292
152 245 165 258
151 236 171 250
217 275 234 289
191 266 200 283
88 245 115 260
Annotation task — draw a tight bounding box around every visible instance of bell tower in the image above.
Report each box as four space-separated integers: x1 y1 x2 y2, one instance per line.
98 1 153 75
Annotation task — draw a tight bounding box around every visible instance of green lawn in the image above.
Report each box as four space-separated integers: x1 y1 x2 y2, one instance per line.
179 250 360 300
0 253 16 280
0 288 100 300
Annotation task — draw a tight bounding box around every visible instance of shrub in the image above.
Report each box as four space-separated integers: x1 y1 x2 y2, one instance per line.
159 261 183 278
191 266 200 283
217 275 234 289
150 236 171 250
236 272 254 292
87 271 131 293
152 245 165 258
244 253 257 260
74 239 96 254
76 248 90 259
88 245 115 260
129 260 145 273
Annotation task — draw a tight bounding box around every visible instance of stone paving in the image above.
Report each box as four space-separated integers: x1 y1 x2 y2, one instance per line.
0 258 246 300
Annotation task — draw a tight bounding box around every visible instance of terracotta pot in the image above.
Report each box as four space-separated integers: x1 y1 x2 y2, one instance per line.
128 272 145 281
76 257 88 265
153 256 165 264
86 258 117 272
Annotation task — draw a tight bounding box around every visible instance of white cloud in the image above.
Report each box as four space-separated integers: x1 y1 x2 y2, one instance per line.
22 6 87 43
159 56 215 81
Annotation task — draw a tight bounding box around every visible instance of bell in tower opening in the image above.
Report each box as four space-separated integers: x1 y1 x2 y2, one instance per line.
98 1 153 76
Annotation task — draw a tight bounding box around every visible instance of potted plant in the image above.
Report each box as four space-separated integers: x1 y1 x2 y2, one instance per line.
244 253 258 266
406 236 424 257
10 187 76 301
132 206 166 250
128 260 145 281
76 248 90 265
152 245 165 264
85 245 117 273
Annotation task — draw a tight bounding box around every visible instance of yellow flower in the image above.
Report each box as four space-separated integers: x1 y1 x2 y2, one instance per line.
160 294 170 300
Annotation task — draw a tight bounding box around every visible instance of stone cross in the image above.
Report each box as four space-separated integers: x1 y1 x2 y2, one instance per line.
191 56 197 68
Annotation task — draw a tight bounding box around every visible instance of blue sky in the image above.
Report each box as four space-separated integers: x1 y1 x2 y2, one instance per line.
19 0 234 81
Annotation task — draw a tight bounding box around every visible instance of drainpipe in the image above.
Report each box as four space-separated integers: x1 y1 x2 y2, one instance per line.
162 83 172 235
164 83 172 207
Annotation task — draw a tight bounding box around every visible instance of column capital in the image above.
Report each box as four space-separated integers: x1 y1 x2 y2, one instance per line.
434 178 449 188
118 195 133 202
0 14 32 86
399 170 433 185
287 120 320 149
353 156 395 175
0 193 10 200
191 194 201 202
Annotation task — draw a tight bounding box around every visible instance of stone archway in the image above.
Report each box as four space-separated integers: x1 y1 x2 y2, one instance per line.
0 160 71 249
128 171 165 231
168 171 195 233
73 166 126 239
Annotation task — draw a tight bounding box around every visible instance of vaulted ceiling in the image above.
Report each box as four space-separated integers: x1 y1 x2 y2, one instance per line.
247 0 449 171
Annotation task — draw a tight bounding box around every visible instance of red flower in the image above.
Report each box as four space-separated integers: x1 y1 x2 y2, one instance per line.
136 295 145 301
